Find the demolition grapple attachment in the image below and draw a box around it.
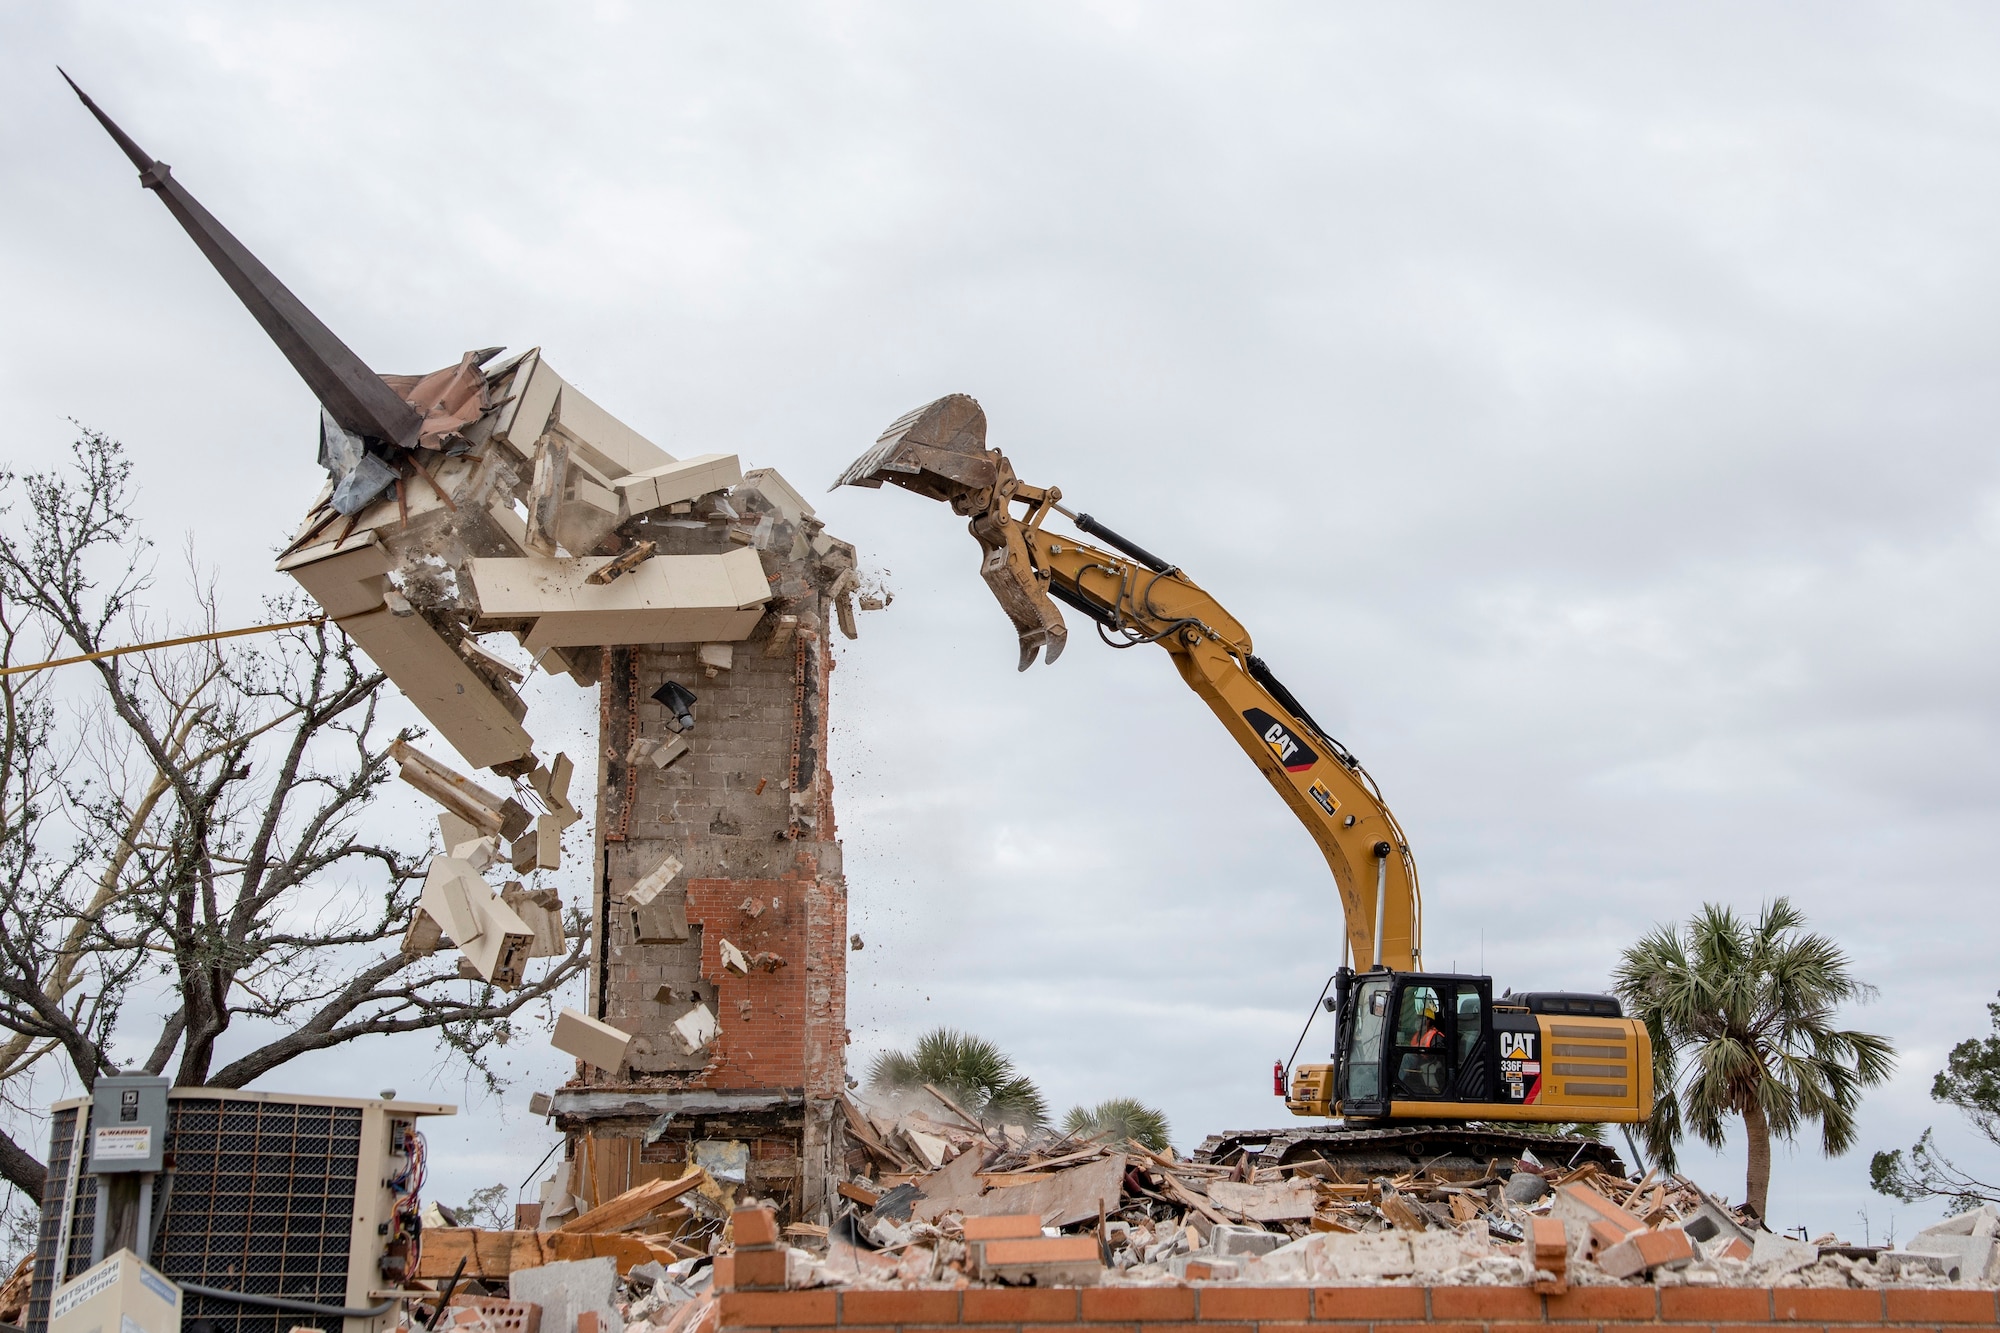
[834,395,1069,670]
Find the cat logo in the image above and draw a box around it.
[1308,780,1339,817]
[1243,708,1319,773]
[1501,1032,1535,1060]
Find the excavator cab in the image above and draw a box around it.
[1289,967,1653,1127]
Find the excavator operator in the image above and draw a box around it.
[1396,988,1447,1096]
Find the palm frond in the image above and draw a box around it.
[1065,1096,1171,1153]
[866,1026,1049,1125]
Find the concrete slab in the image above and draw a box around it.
[338,607,534,771]
[468,549,770,651]
[619,454,743,515]
[278,529,391,618]
[509,1256,621,1333]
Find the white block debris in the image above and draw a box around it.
[669,1002,718,1055]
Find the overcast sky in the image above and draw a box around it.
[5,3,1999,1242]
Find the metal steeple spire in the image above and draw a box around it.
[59,69,423,451]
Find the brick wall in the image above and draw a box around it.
[685,876,811,1090]
[558,502,856,1224]
[715,1285,2000,1333]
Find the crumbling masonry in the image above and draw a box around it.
[60,72,869,1232]
[272,350,867,1226]
[557,488,859,1225]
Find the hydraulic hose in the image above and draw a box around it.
[177,1280,397,1319]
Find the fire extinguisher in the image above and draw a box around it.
[1273,1061,1286,1096]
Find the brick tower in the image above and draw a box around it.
[549,476,859,1225]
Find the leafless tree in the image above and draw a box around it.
[0,429,589,1203]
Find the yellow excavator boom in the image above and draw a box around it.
[836,393,1421,973]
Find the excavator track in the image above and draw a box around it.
[1191,1123,1627,1180]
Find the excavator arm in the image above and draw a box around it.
[836,394,1421,972]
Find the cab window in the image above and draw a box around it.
[1455,988,1482,1067]
[1344,979,1392,1102]
[1393,984,1448,1097]
[1396,985,1443,1047]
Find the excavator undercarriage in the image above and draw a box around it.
[1190,1123,1627,1179]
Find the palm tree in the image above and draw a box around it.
[868,1027,1049,1125]
[1064,1097,1172,1154]
[1614,897,1895,1220]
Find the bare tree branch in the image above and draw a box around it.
[0,429,590,1187]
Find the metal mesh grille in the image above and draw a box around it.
[162,1098,363,1333]
[26,1106,83,1333]
[29,1098,365,1333]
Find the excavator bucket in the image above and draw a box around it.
[834,395,1069,670]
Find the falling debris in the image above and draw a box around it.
[552,1008,634,1074]
[585,540,658,586]
[419,855,535,988]
[668,1003,719,1056]
[391,739,528,840]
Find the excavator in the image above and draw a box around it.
[836,395,1652,1177]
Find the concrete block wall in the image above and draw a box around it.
[714,1285,2000,1333]
[593,633,846,1078]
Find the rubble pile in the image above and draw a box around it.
[383,1091,1996,1331]
[731,1092,1999,1293]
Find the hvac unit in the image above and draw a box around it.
[28,1082,453,1333]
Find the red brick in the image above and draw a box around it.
[1314,1288,1427,1321]
[719,1291,837,1327]
[1140,1324,1249,1333]
[1773,1290,1883,1322]
[1603,1226,1697,1279]
[1588,1218,1630,1257]
[1029,1325,1126,1333]
[1199,1288,1311,1322]
[1885,1290,2000,1324]
[1432,1288,1543,1320]
[1081,1288,1198,1322]
[963,1214,1045,1241]
[982,1236,1103,1278]
[1546,1287,1658,1321]
[1659,1288,1771,1322]
[840,1292,960,1325]
[964,1289,1079,1324]
[1555,1182,1645,1233]
[733,1206,782,1248]
[1372,1323,1481,1333]
[731,1247,789,1289]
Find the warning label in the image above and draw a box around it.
[92,1126,152,1161]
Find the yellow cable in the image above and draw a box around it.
[0,617,327,678]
